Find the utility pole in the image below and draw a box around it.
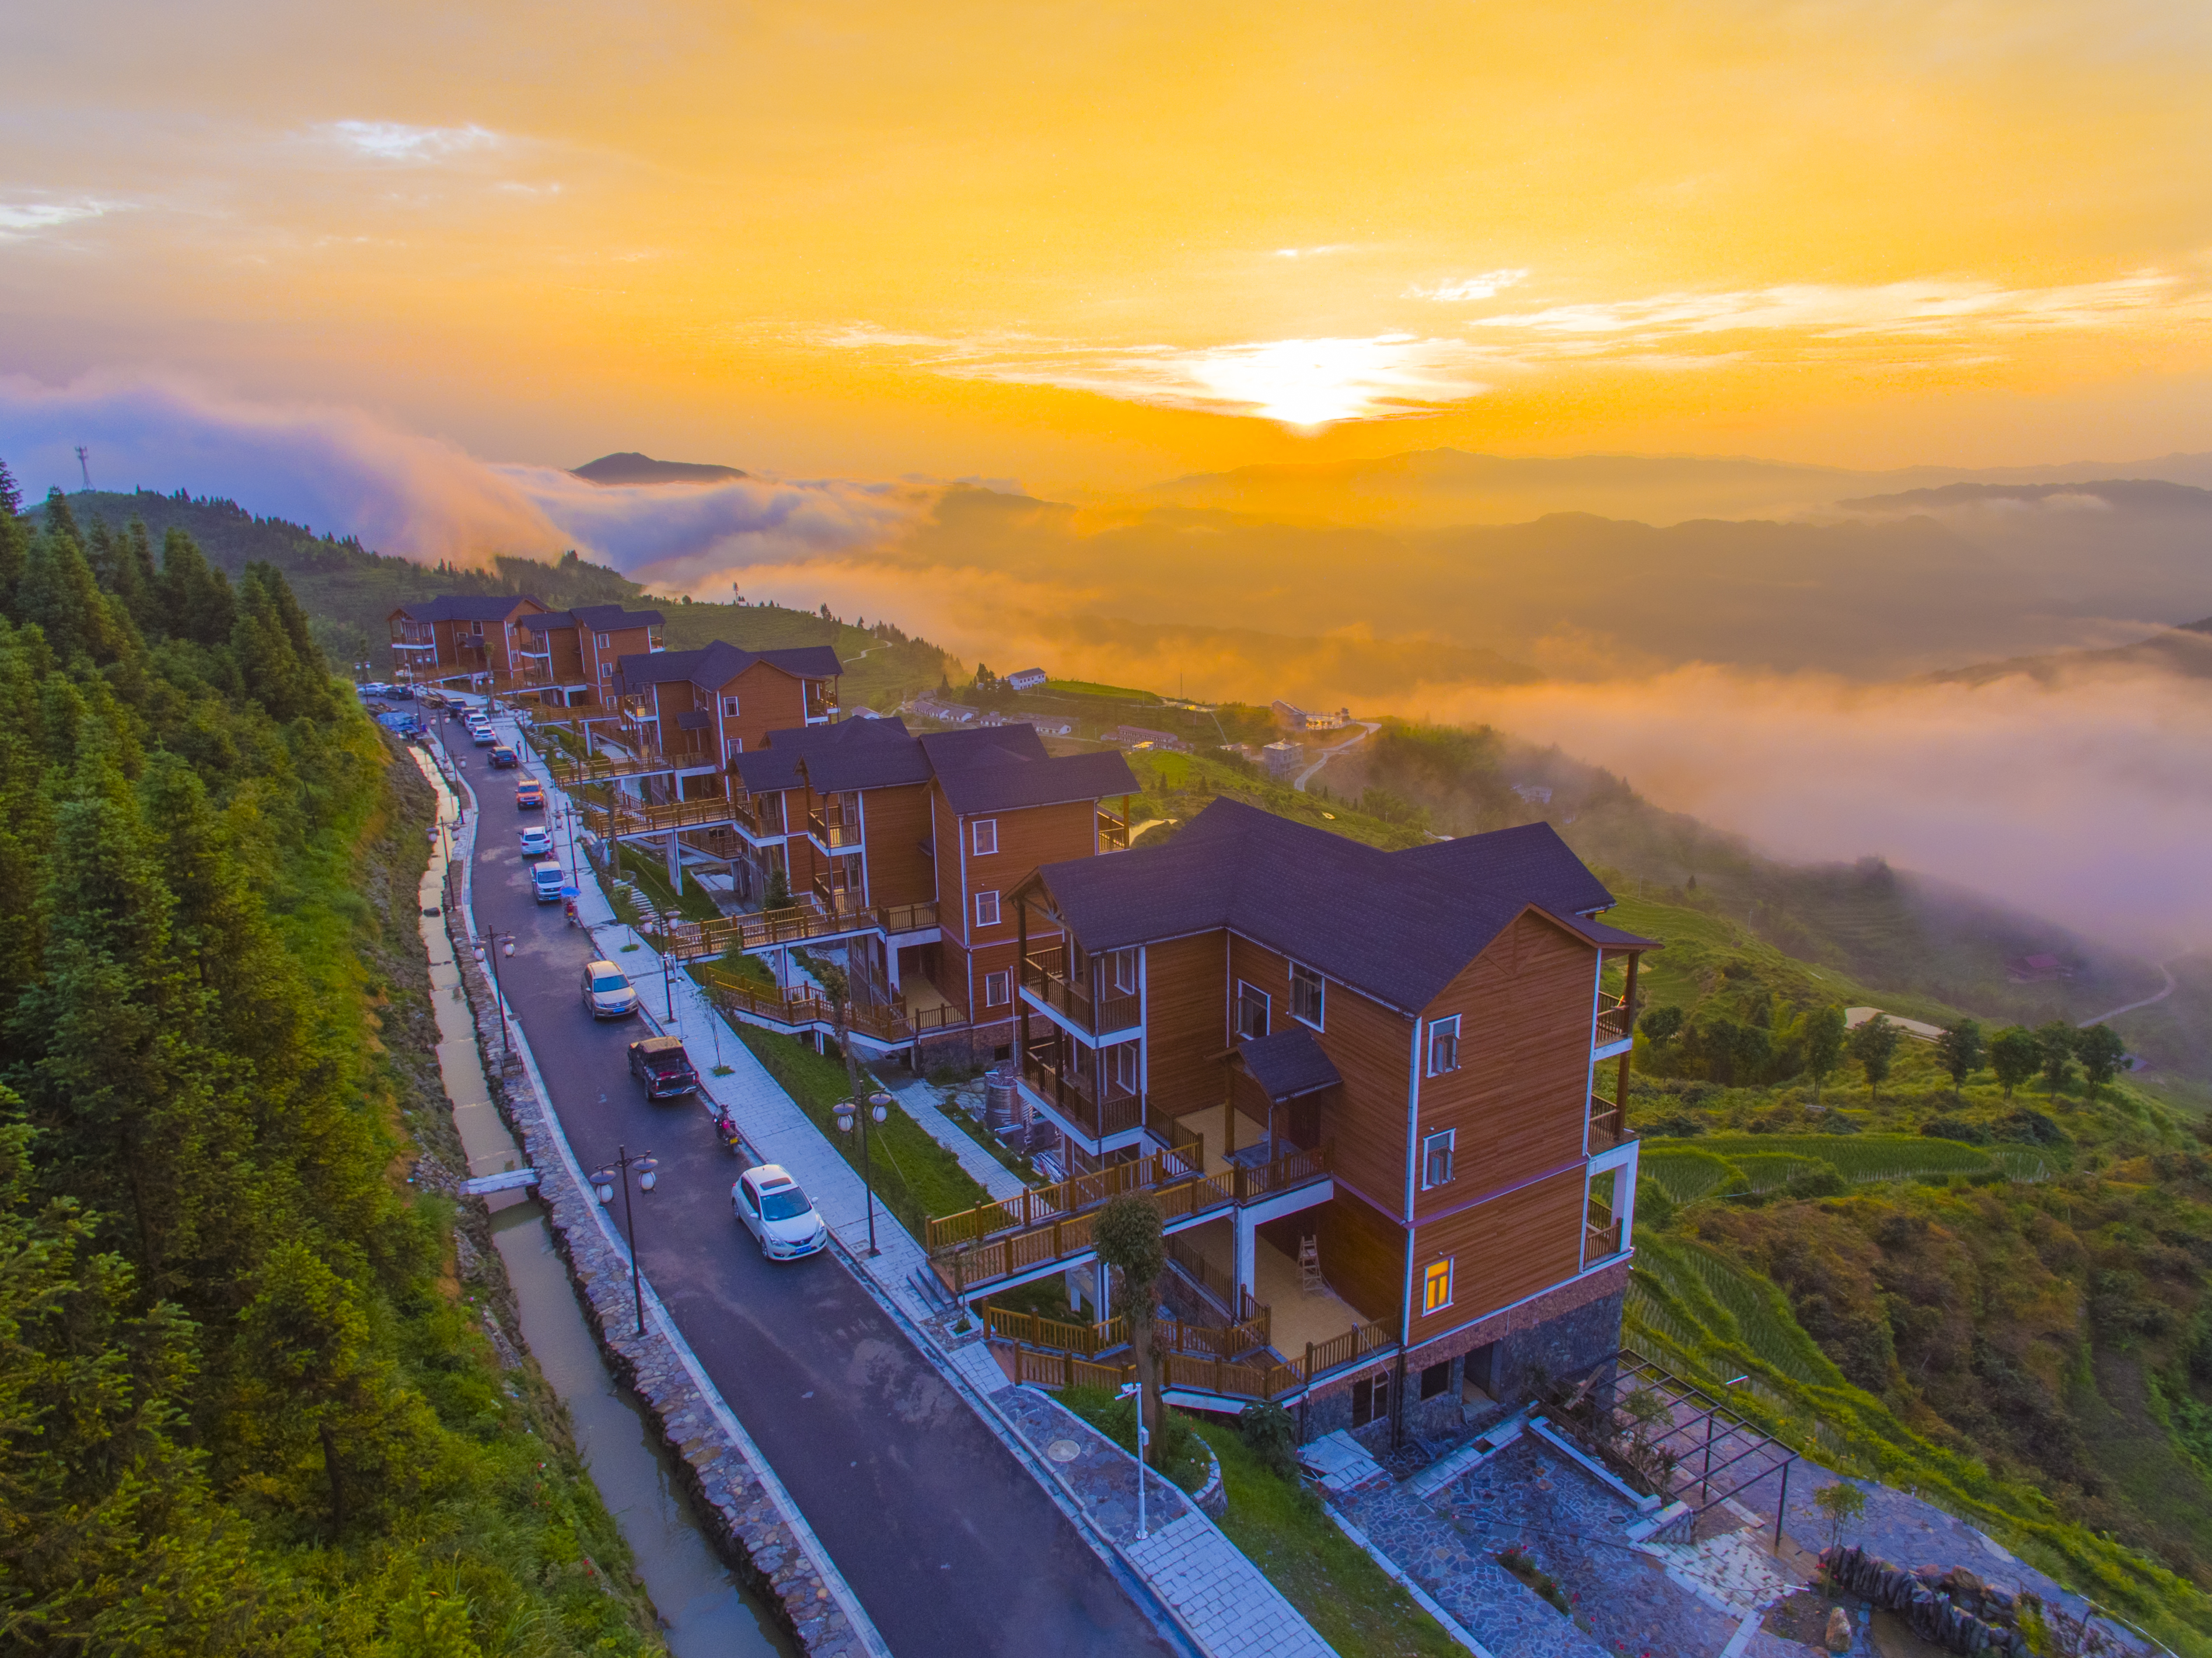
[74,446,91,490]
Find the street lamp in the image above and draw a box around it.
[834,1088,891,1258]
[474,931,516,1067]
[591,1145,660,1337]
[1116,1380,1152,1540]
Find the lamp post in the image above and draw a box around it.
[590,1146,660,1337]
[833,1087,890,1258]
[1116,1380,1151,1539]
[474,931,517,1067]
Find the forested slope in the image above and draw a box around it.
[0,470,662,1655]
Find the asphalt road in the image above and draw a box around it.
[463,770,1176,1658]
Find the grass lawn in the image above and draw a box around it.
[1043,678,1163,703]
[1185,1420,1463,1658]
[614,842,722,922]
[734,1028,990,1237]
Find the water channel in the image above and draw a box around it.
[409,744,788,1658]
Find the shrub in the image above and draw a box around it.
[1239,1400,1301,1481]
[1920,1116,1993,1145]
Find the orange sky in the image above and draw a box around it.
[6,0,2212,489]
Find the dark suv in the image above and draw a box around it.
[628,1036,699,1099]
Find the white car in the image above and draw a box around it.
[733,1165,829,1260]
[518,826,554,857]
[581,959,640,1018]
[471,725,497,748]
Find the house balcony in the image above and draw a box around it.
[806,808,863,852]
[1594,992,1634,1057]
[1098,808,1131,853]
[728,793,785,844]
[1584,1199,1625,1266]
[1588,1093,1633,1153]
[803,683,838,724]
[1019,944,1141,1040]
[1019,1038,1144,1143]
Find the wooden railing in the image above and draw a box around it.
[991,1307,1392,1403]
[1019,947,1141,1036]
[1099,808,1131,853]
[926,1150,1202,1251]
[806,808,862,850]
[1235,1143,1332,1201]
[578,794,742,840]
[1585,1206,1624,1262]
[1021,1041,1143,1140]
[694,960,966,1044]
[1588,1094,1630,1151]
[1595,994,1633,1048]
[929,1167,1234,1295]
[984,1305,1272,1363]
[659,899,942,962]
[546,748,684,784]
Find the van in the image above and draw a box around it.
[531,861,565,902]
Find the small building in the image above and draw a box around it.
[1272,699,1352,732]
[911,696,977,725]
[1262,740,1302,779]
[1005,667,1050,692]
[1114,724,1189,752]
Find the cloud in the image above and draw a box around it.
[820,326,1501,427]
[0,198,130,237]
[318,121,502,163]
[1409,663,2212,957]
[1407,270,1529,302]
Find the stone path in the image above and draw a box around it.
[883,1074,1029,1205]
[998,1387,1333,1658]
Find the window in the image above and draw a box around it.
[1351,1372,1390,1428]
[470,620,484,636]
[721,694,740,717]
[1420,1360,1453,1401]
[1421,1129,1455,1189]
[983,970,1011,1007]
[1422,1256,1453,1315]
[974,890,1001,928]
[1109,947,1138,994]
[1235,981,1269,1041]
[1290,961,1325,1028]
[1427,1015,1462,1076]
[595,632,611,650]
[600,661,613,678]
[725,739,745,762]
[1110,1042,1138,1092]
[972,818,997,856]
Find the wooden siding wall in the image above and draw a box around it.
[1225,936,1413,1222]
[1406,1166,1585,1345]
[1413,909,1594,1224]
[718,662,813,755]
[1141,932,1228,1118]
[929,786,966,949]
[539,628,585,683]
[966,797,1095,957]
[1258,1191,1406,1334]
[859,783,935,909]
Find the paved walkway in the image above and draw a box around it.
[883,1076,1029,1205]
[997,1387,1334,1658]
[491,710,1332,1658]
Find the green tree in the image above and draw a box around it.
[1847,1014,1900,1104]
[1815,1480,1868,1551]
[2035,1021,2078,1101]
[1990,1026,2039,1100]
[2076,1024,2127,1101]
[1094,1193,1166,1454]
[1638,1004,1685,1046]
[1935,1019,1984,1101]
[1803,1004,1846,1105]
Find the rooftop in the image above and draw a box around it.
[614,638,843,691]
[519,603,667,632]
[732,717,1138,812]
[393,594,546,622]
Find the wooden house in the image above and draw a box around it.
[513,603,665,705]
[387,594,547,688]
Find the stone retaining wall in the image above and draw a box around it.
[446,914,872,1658]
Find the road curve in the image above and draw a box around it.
[464,788,1177,1658]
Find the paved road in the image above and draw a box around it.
[467,797,1177,1658]
[1293,721,1379,791]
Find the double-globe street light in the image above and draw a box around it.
[591,1146,660,1337]
[833,1090,892,1258]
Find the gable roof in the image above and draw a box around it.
[731,717,1137,813]
[1236,1026,1342,1102]
[929,745,1138,815]
[519,603,666,633]
[393,594,545,623]
[732,716,932,795]
[1029,798,1644,1014]
[614,639,843,693]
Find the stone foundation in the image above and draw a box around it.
[448,913,872,1658]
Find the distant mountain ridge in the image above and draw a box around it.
[1840,479,2212,514]
[570,451,749,486]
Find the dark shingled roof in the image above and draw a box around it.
[394,594,544,622]
[930,747,1138,815]
[1236,1027,1342,1102]
[519,603,665,632]
[1030,798,1644,1014]
[614,639,843,693]
[733,717,932,795]
[731,718,1137,813]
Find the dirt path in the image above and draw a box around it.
[2077,958,2178,1028]
[1294,721,1380,791]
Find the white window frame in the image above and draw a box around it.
[471,620,485,636]
[1109,947,1138,994]
[1427,1015,1462,1076]
[1421,1128,1456,1189]
[725,738,745,762]
[1235,980,1270,1041]
[1110,1042,1138,1092]
[1290,961,1325,1030]
[1422,1256,1454,1315]
[973,818,998,856]
[595,632,611,649]
[600,661,613,678]
[974,890,1001,928]
[983,969,1011,1007]
[721,694,740,717]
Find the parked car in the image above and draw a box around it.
[628,1035,700,1099]
[581,960,639,1018]
[488,744,519,769]
[733,1165,828,1260]
[530,860,565,902]
[471,726,497,748]
[515,779,546,810]
[518,826,553,857]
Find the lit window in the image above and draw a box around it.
[1236,981,1269,1041]
[1290,962,1324,1028]
[1421,1129,1455,1189]
[722,694,740,717]
[1423,1257,1453,1315]
[984,970,1011,1007]
[973,819,998,856]
[975,890,1001,928]
[1427,1015,1462,1076]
